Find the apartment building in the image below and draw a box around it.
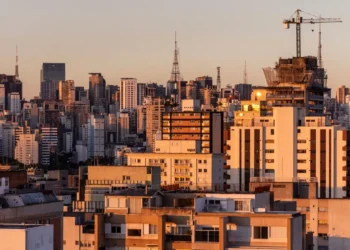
[40,126,58,166]
[336,85,349,104]
[146,97,165,152]
[0,224,54,250]
[161,111,223,153]
[77,166,161,202]
[0,191,63,250]
[127,140,225,190]
[14,133,39,165]
[101,190,307,250]
[120,78,137,110]
[227,106,350,198]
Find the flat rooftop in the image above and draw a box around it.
[0,224,47,230]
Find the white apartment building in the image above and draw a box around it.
[227,106,350,198]
[14,134,39,165]
[0,224,54,250]
[120,78,137,110]
[127,140,225,190]
[88,114,105,157]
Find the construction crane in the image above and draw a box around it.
[283,9,342,58]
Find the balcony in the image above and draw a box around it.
[174,172,192,177]
[166,234,192,242]
[309,94,323,101]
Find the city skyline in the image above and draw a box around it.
[1,0,349,99]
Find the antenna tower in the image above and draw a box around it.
[15,45,19,79]
[216,67,221,89]
[170,32,182,82]
[243,61,248,84]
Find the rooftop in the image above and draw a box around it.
[0,224,48,230]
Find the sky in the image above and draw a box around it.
[0,0,349,99]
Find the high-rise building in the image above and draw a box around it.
[196,76,213,88]
[40,80,58,100]
[41,63,66,83]
[0,84,5,111]
[8,92,20,114]
[235,83,252,100]
[120,78,137,110]
[145,83,166,98]
[227,106,350,198]
[106,85,119,106]
[118,112,130,142]
[336,85,350,104]
[88,73,106,108]
[146,97,165,151]
[40,126,58,166]
[137,83,146,106]
[14,134,39,165]
[88,114,105,158]
[41,101,64,126]
[0,74,22,110]
[162,110,223,153]
[58,80,75,105]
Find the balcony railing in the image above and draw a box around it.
[166,234,192,242]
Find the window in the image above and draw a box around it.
[128,229,141,236]
[198,160,202,163]
[265,169,274,174]
[265,159,274,163]
[111,225,121,233]
[204,169,207,173]
[265,140,274,143]
[254,226,268,239]
[75,241,79,245]
[297,159,307,163]
[265,149,274,153]
[297,140,306,143]
[297,149,307,153]
[297,169,307,173]
[149,224,158,234]
[271,129,274,135]
[234,200,249,211]
[199,169,202,172]
[63,240,66,245]
[297,129,301,133]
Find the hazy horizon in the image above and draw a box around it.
[1,0,349,99]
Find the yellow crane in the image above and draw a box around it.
[283,9,342,58]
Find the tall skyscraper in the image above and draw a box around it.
[120,78,137,110]
[40,80,58,100]
[235,83,252,101]
[88,114,105,157]
[0,74,22,110]
[41,63,66,83]
[8,92,20,115]
[137,83,146,106]
[89,73,106,108]
[336,85,350,104]
[58,80,75,105]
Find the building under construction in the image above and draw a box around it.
[260,56,328,116]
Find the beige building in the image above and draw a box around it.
[127,140,225,190]
[77,166,161,202]
[59,80,75,105]
[14,133,39,165]
[227,106,350,198]
[0,224,54,250]
[336,85,350,104]
[101,190,308,250]
[120,78,137,110]
[145,97,165,152]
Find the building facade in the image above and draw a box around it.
[120,78,137,110]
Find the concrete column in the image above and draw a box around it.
[219,216,228,249]
[94,213,105,250]
[158,215,166,250]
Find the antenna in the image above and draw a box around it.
[243,61,248,84]
[170,31,182,82]
[15,45,19,79]
[216,67,221,89]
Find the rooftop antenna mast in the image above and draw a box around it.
[243,61,248,84]
[15,45,19,79]
[216,67,221,89]
[170,32,182,82]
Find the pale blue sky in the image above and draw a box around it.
[0,0,349,99]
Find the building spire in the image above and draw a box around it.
[170,31,182,82]
[15,45,19,79]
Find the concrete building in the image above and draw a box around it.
[137,82,145,106]
[336,85,349,104]
[14,134,39,165]
[127,141,225,190]
[77,165,161,202]
[235,83,252,100]
[63,131,73,153]
[146,97,165,151]
[41,79,58,100]
[0,224,54,250]
[0,191,63,250]
[75,141,88,163]
[102,190,307,250]
[118,112,129,143]
[8,92,20,114]
[120,78,137,110]
[48,170,68,189]
[1,123,17,159]
[88,115,105,158]
[58,80,75,105]
[40,126,58,166]
[161,111,223,153]
[227,106,350,198]
[89,73,106,108]
[41,63,66,83]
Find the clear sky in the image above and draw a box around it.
[0,0,349,99]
